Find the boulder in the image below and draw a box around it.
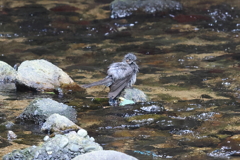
[41,113,81,133]
[16,98,77,125]
[72,150,138,160]
[0,61,17,82]
[120,88,148,103]
[3,131,103,160]
[16,59,76,91]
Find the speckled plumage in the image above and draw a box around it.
[82,53,139,99]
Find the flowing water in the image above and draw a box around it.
[1,0,240,159]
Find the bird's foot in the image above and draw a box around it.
[109,98,118,106]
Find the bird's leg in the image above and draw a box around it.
[108,98,118,106]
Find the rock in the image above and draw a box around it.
[140,105,164,113]
[120,88,148,103]
[0,61,17,82]
[7,130,17,140]
[41,113,81,133]
[110,0,182,19]
[16,98,77,125]
[72,150,138,160]
[3,131,103,160]
[77,129,88,137]
[207,4,238,31]
[209,134,240,158]
[16,59,77,92]
[0,121,15,129]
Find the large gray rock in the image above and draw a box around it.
[16,59,74,91]
[72,150,138,160]
[111,0,182,19]
[3,131,103,160]
[16,98,77,125]
[0,61,17,82]
[41,113,81,133]
[120,88,148,103]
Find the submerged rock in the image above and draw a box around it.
[207,3,239,31]
[110,0,183,18]
[0,61,17,82]
[3,130,103,160]
[16,59,77,92]
[72,150,138,160]
[41,113,81,133]
[0,121,15,129]
[140,105,164,113]
[209,134,240,158]
[16,98,77,125]
[120,88,148,103]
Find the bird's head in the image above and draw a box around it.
[123,53,137,64]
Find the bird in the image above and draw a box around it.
[82,53,139,106]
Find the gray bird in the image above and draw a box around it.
[82,53,139,106]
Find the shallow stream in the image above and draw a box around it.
[1,0,240,159]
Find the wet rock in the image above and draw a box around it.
[0,121,15,129]
[208,134,240,158]
[140,105,164,113]
[41,113,81,133]
[190,112,220,121]
[0,61,17,82]
[110,0,183,19]
[7,130,17,140]
[3,131,103,160]
[72,150,138,160]
[16,59,76,92]
[120,88,148,103]
[206,3,239,31]
[16,98,77,125]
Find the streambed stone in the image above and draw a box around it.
[110,0,183,19]
[41,113,81,133]
[0,61,17,82]
[72,150,138,160]
[16,98,77,125]
[208,134,240,158]
[3,130,103,160]
[16,59,75,91]
[120,88,148,103]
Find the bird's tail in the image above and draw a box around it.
[82,78,113,88]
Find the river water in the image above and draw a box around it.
[1,0,240,159]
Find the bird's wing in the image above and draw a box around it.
[107,62,133,80]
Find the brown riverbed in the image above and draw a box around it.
[1,0,240,159]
